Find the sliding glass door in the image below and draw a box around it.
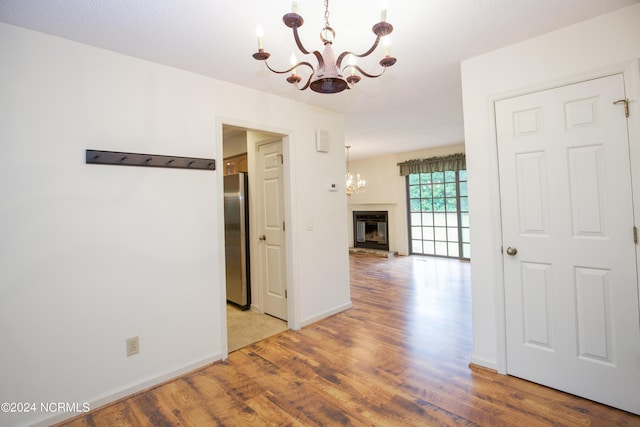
[407,170,470,259]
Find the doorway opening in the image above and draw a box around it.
[222,124,289,352]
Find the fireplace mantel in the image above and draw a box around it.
[349,202,398,206]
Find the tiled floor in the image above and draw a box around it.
[227,304,288,352]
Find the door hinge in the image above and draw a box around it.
[613,98,629,118]
[634,226,638,245]
[283,221,285,231]
[285,289,288,299]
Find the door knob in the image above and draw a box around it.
[259,234,266,241]
[506,246,518,256]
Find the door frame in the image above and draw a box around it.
[489,60,640,374]
[216,118,299,359]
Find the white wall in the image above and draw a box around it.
[347,144,465,255]
[0,23,350,427]
[461,3,640,371]
[222,129,247,158]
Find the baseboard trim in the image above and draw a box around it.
[469,362,498,374]
[300,301,353,328]
[469,356,498,372]
[44,354,223,427]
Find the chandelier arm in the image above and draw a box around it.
[312,50,325,71]
[291,24,313,55]
[290,26,325,71]
[264,61,314,91]
[297,74,314,91]
[264,61,315,75]
[343,64,387,79]
[336,36,381,68]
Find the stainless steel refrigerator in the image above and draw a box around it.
[224,172,250,309]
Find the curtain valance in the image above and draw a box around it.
[397,153,466,176]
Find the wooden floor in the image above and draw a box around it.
[59,254,640,426]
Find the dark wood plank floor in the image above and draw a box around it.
[59,254,640,426]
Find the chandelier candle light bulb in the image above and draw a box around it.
[380,0,388,22]
[256,25,264,50]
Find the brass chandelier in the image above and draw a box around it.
[252,0,397,94]
[345,146,365,196]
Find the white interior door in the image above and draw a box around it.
[256,139,287,321]
[496,74,640,414]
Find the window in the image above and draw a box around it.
[407,170,470,259]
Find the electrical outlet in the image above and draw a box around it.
[126,336,139,357]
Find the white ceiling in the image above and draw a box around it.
[1,0,638,159]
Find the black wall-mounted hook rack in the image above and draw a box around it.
[86,150,216,171]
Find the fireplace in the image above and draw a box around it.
[353,211,389,251]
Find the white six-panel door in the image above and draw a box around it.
[496,74,640,414]
[257,139,288,321]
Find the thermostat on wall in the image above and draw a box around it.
[327,182,338,192]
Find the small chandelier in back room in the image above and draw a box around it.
[252,0,397,94]
[345,146,365,196]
